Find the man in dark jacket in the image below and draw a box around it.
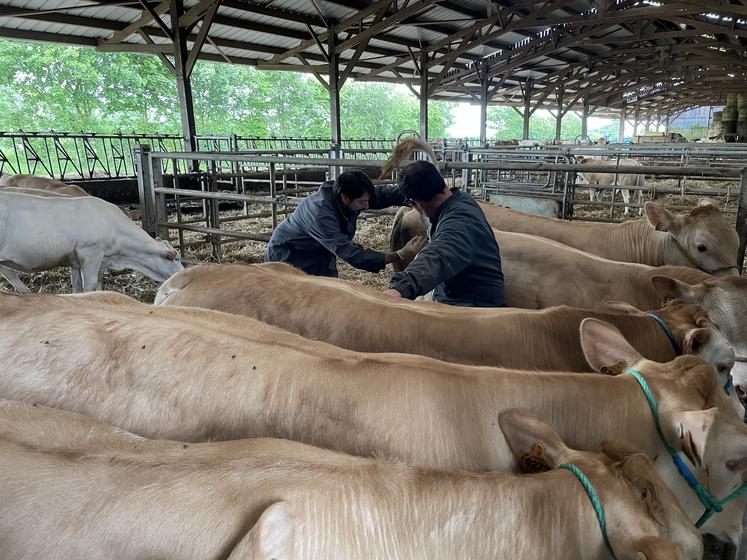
[384,161,506,307]
[266,169,425,277]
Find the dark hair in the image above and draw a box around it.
[333,170,375,200]
[397,161,446,202]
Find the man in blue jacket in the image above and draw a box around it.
[384,161,505,307]
[266,169,425,277]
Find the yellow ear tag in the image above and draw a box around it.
[599,360,626,376]
[520,442,552,473]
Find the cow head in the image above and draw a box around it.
[580,318,747,544]
[652,275,747,407]
[499,409,702,560]
[602,300,735,393]
[644,199,739,276]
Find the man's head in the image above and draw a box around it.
[397,161,447,203]
[333,170,375,213]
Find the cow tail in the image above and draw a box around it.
[379,138,437,179]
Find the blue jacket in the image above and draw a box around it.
[388,191,505,307]
[266,181,405,277]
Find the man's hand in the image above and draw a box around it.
[383,288,402,298]
[395,235,427,267]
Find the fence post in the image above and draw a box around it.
[135,143,157,237]
[152,152,169,241]
[736,168,747,275]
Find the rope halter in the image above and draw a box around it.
[626,369,747,528]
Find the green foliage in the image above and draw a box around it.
[0,40,454,140]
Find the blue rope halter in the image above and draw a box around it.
[646,314,734,396]
[558,463,617,560]
[646,313,682,356]
[626,369,747,528]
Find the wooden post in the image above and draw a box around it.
[479,61,489,145]
[328,27,342,179]
[169,0,197,154]
[618,104,626,143]
[419,51,429,140]
[135,143,157,237]
[581,97,589,140]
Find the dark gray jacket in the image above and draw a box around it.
[265,181,404,277]
[388,191,505,307]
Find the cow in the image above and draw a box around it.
[0,191,182,293]
[576,156,646,216]
[0,290,743,543]
[155,262,737,399]
[0,174,142,219]
[390,198,739,276]
[0,401,702,560]
[490,229,747,401]
[478,199,740,275]
[0,173,88,196]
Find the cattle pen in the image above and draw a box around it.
[132,143,747,275]
[3,0,747,558]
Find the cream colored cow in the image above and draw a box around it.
[156,263,736,391]
[0,401,702,560]
[0,291,743,543]
[480,200,739,275]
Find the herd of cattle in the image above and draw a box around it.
[0,160,745,559]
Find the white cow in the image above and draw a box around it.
[0,191,182,292]
[576,156,646,216]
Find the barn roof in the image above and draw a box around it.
[1,0,745,117]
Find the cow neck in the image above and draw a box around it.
[558,463,617,560]
[626,369,747,528]
[645,313,681,356]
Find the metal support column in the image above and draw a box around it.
[618,105,626,143]
[479,61,489,145]
[664,113,671,134]
[328,27,342,179]
[419,51,429,140]
[170,0,197,154]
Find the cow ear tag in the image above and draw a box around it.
[599,360,626,376]
[520,442,552,473]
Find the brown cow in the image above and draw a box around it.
[0,291,743,542]
[0,401,701,560]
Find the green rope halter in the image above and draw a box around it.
[558,463,617,560]
[627,369,747,528]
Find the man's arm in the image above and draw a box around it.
[387,213,475,299]
[369,184,407,210]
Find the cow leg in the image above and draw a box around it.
[0,264,30,294]
[97,267,106,291]
[620,189,631,216]
[77,250,105,292]
[69,267,84,293]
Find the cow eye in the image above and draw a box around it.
[696,244,707,253]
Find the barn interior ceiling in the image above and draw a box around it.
[1,0,745,121]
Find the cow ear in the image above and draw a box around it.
[498,409,569,472]
[683,328,710,355]
[580,318,642,375]
[603,301,642,315]
[673,408,719,469]
[650,276,707,304]
[226,501,294,560]
[644,202,683,234]
[629,537,687,560]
